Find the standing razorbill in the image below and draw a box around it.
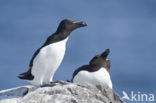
[72,49,112,88]
[18,19,87,86]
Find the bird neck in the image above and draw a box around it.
[90,65,101,72]
[56,30,71,39]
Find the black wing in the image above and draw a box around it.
[18,47,42,80]
[72,65,90,81]
[18,34,61,80]
[18,36,52,78]
[29,35,55,68]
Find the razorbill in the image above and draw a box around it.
[72,49,112,88]
[18,19,87,86]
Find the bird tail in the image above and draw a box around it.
[17,72,34,80]
[19,72,27,76]
[66,79,73,82]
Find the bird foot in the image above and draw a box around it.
[40,81,66,87]
[50,80,66,85]
[40,84,55,87]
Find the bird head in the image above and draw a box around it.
[56,19,87,33]
[89,49,110,69]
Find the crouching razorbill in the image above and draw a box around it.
[18,19,87,86]
[72,49,112,89]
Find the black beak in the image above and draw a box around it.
[101,49,110,58]
[74,21,87,27]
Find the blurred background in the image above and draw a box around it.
[0,0,156,102]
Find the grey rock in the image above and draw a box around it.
[0,82,124,103]
[0,85,36,103]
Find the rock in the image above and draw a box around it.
[0,85,36,103]
[0,82,124,103]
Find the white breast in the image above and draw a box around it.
[30,38,68,85]
[73,68,112,89]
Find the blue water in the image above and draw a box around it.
[0,0,156,102]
